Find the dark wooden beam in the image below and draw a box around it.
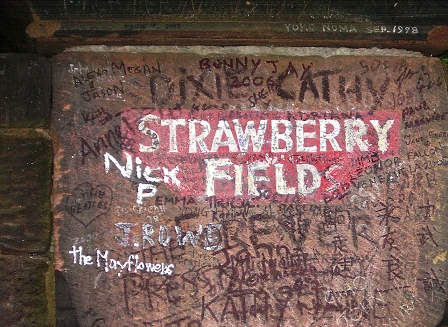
[1,1,448,56]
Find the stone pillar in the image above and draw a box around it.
[0,53,53,326]
[52,46,448,327]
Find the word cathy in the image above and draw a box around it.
[68,245,174,277]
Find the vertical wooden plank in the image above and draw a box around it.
[53,47,448,327]
[0,52,53,327]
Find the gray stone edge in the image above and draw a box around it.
[63,45,423,57]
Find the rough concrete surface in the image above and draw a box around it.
[52,47,448,327]
[0,255,51,327]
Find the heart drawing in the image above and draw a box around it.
[65,182,113,227]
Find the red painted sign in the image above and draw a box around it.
[95,109,402,203]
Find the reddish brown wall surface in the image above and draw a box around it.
[1,4,448,327]
[51,47,448,327]
[0,49,447,327]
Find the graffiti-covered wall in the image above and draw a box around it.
[52,47,448,327]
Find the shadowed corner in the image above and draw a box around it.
[437,52,448,327]
[437,301,448,327]
[55,270,80,327]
